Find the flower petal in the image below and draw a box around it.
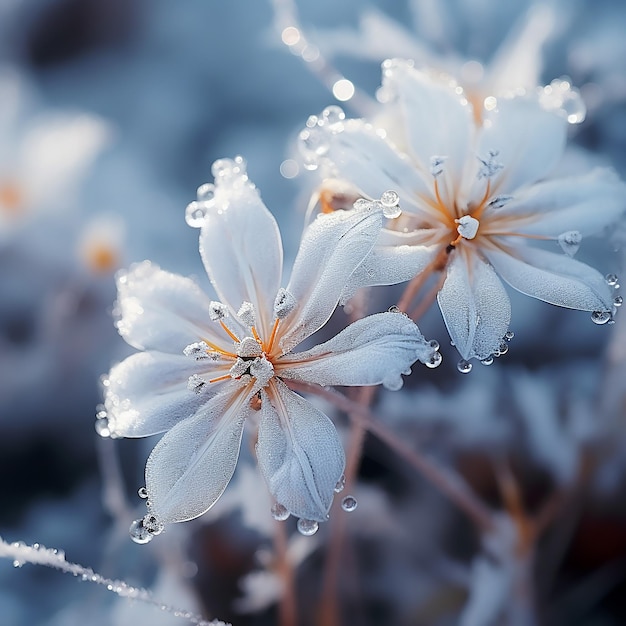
[437,251,511,361]
[115,261,223,354]
[199,179,282,337]
[105,351,228,438]
[145,386,250,524]
[489,168,626,237]
[279,205,383,352]
[385,60,473,198]
[257,379,345,522]
[474,96,566,195]
[278,311,434,390]
[485,244,613,311]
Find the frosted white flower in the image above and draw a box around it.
[303,60,625,363]
[102,157,438,540]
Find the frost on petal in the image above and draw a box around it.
[280,205,383,352]
[105,351,227,437]
[385,61,473,201]
[474,97,566,196]
[257,379,345,522]
[437,252,511,361]
[199,181,282,338]
[339,240,438,305]
[115,261,223,354]
[492,169,626,237]
[485,245,614,312]
[279,312,433,390]
[145,387,251,525]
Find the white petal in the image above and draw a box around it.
[199,181,282,337]
[485,244,613,311]
[115,261,224,354]
[278,311,433,390]
[437,251,511,360]
[145,387,250,524]
[257,379,345,522]
[339,240,439,304]
[105,351,228,437]
[386,61,473,200]
[320,118,434,215]
[280,205,382,352]
[491,169,626,237]
[474,96,566,195]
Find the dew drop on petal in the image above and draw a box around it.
[498,342,509,355]
[425,352,443,369]
[297,519,319,536]
[591,310,612,325]
[481,356,494,366]
[185,201,208,228]
[606,273,619,287]
[196,183,216,202]
[614,296,623,307]
[558,230,582,256]
[271,503,290,521]
[380,189,400,210]
[137,486,148,499]
[143,513,164,536]
[428,339,440,351]
[95,417,111,438]
[341,496,358,512]
[334,475,346,493]
[129,519,152,544]
[504,330,515,341]
[321,105,345,125]
[388,305,401,313]
[457,359,472,374]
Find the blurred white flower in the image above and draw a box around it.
[303,61,625,364]
[102,157,438,540]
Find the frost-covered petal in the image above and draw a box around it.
[104,351,227,438]
[320,119,434,216]
[490,169,626,237]
[145,386,251,524]
[280,205,382,352]
[386,61,473,201]
[339,241,439,304]
[199,181,282,337]
[437,251,511,361]
[485,244,613,311]
[115,261,225,354]
[278,312,432,390]
[472,97,566,196]
[257,379,345,522]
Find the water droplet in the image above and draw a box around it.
[298,127,329,170]
[196,183,215,202]
[129,519,152,544]
[13,559,24,568]
[271,503,290,521]
[428,339,440,351]
[297,518,319,536]
[561,89,586,124]
[480,356,494,366]
[211,157,246,180]
[334,475,346,493]
[143,513,164,536]
[591,310,612,325]
[341,496,358,512]
[614,296,623,307]
[498,342,509,355]
[425,352,442,368]
[558,230,582,256]
[388,305,401,314]
[185,201,208,228]
[606,273,619,287]
[457,359,472,374]
[504,330,515,341]
[321,105,345,125]
[95,417,111,438]
[380,189,400,210]
[539,78,586,124]
[137,487,148,499]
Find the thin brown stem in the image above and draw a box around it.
[275,519,297,626]
[287,381,495,532]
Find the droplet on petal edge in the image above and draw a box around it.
[95,413,111,438]
[271,503,290,521]
[380,190,401,219]
[457,359,472,374]
[614,296,623,307]
[137,486,148,499]
[185,201,209,228]
[425,351,443,369]
[321,105,345,125]
[481,356,494,366]
[129,519,153,544]
[591,310,612,325]
[538,78,586,124]
[341,496,358,512]
[606,273,619,287]
[334,475,346,493]
[504,330,515,341]
[297,519,319,536]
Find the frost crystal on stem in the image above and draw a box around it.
[102,157,439,538]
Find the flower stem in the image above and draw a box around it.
[274,519,297,626]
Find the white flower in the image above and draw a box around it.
[302,60,625,363]
[102,157,438,540]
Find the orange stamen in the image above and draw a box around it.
[202,339,238,359]
[220,320,240,343]
[209,374,232,384]
[251,326,261,343]
[472,180,491,221]
[266,318,280,354]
